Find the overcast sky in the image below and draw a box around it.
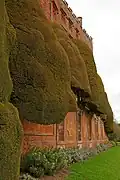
[67,0,120,122]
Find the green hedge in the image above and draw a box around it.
[74,40,99,106]
[53,24,91,96]
[0,0,15,103]
[0,103,23,180]
[74,40,113,132]
[6,0,77,125]
[0,1,23,179]
[96,75,113,132]
[6,0,113,131]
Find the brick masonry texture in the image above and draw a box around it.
[40,0,93,50]
[23,112,108,153]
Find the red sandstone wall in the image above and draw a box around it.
[22,112,77,152]
[39,0,93,50]
[40,0,51,19]
[57,112,77,148]
[23,120,57,153]
[22,112,108,153]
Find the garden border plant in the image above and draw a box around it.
[20,142,114,179]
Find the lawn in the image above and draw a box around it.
[66,146,120,180]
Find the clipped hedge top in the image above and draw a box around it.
[53,24,91,97]
[6,0,77,124]
[74,40,98,103]
[74,40,113,132]
[103,92,113,133]
[96,75,113,132]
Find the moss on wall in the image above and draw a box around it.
[6,0,77,124]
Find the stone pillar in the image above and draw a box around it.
[101,121,105,142]
[97,120,100,143]
[66,18,70,31]
[91,115,95,147]
[81,111,88,147]
[103,123,106,141]
[71,24,76,39]
[99,119,102,142]
[98,117,101,144]
[50,1,54,21]
[91,115,98,147]
[95,116,97,146]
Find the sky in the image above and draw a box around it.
[67,0,120,122]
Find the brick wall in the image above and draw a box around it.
[23,120,57,153]
[39,0,93,50]
[22,112,108,153]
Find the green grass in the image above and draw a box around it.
[66,147,120,180]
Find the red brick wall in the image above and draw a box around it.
[22,112,77,152]
[23,120,57,153]
[39,0,93,50]
[39,0,51,19]
[57,112,77,148]
[22,112,108,153]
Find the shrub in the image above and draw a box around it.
[63,147,86,164]
[110,141,117,147]
[19,173,37,180]
[53,24,91,96]
[0,103,23,180]
[21,144,111,178]
[96,144,109,153]
[21,147,68,178]
[116,142,120,146]
[108,133,118,142]
[6,0,76,125]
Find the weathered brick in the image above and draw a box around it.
[22,112,108,152]
[39,0,93,50]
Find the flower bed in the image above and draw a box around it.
[20,142,113,179]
